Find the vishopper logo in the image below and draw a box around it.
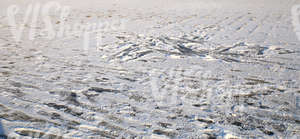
[150,66,213,107]
[6,1,126,51]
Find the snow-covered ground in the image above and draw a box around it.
[0,0,300,138]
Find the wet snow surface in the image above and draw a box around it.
[0,0,300,138]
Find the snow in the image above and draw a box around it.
[0,0,300,138]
